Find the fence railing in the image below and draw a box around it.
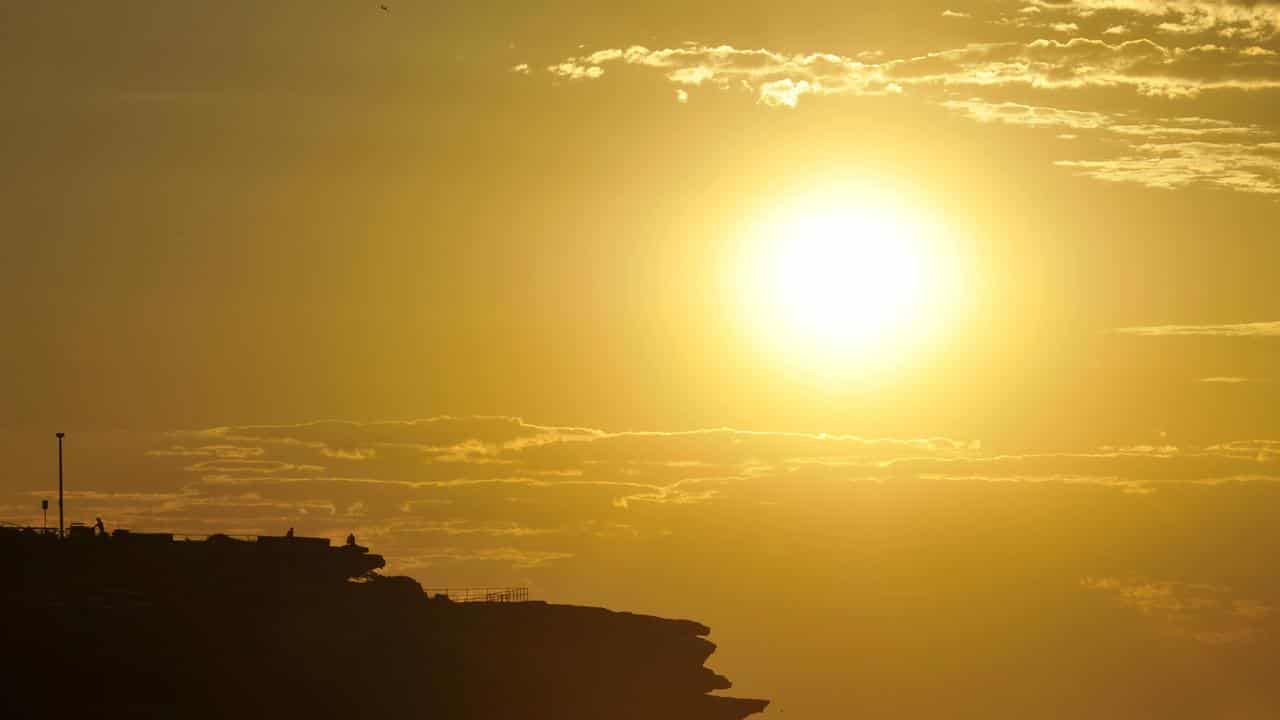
[1,525,339,545]
[423,587,529,603]
[0,524,59,536]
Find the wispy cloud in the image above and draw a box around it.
[1083,576,1273,645]
[942,98,1261,138]
[537,36,1280,107]
[14,418,1280,580]
[941,98,1112,130]
[529,37,1280,197]
[1057,142,1280,194]
[939,96,1280,194]
[1114,321,1280,336]
[545,44,906,105]
[515,4,1280,201]
[1018,0,1280,40]
[393,546,575,570]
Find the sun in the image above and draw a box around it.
[769,210,924,348]
[734,187,963,380]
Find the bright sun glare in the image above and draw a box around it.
[737,187,963,380]
[771,210,924,346]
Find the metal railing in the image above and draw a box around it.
[0,524,59,536]
[1,525,335,545]
[423,587,529,603]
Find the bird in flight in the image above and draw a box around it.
[379,4,390,11]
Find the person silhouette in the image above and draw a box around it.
[93,517,106,536]
[345,533,356,547]
[286,527,294,538]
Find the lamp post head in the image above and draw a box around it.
[56,432,64,439]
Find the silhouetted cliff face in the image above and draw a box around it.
[0,530,768,719]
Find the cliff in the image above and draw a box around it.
[0,528,768,719]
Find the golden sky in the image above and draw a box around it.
[3,2,1280,717]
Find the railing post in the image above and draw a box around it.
[56,432,65,539]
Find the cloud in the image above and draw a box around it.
[320,447,377,460]
[610,477,726,508]
[1114,320,1280,335]
[86,418,1280,522]
[548,61,605,80]
[942,9,973,18]
[526,10,1280,204]
[184,458,326,474]
[393,546,575,570]
[1058,141,1280,194]
[896,37,1280,97]
[940,98,1278,193]
[540,36,1280,108]
[759,78,816,108]
[942,98,1113,129]
[862,447,1280,489]
[1083,577,1273,645]
[1020,0,1280,40]
[393,520,557,538]
[1205,439,1280,459]
[535,44,895,107]
[1106,117,1262,138]
[16,415,1280,595]
[1199,376,1254,383]
[946,98,1260,136]
[145,445,265,459]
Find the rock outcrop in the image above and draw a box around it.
[1,527,768,719]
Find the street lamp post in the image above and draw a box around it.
[56,432,65,539]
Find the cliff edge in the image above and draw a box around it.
[1,528,768,719]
